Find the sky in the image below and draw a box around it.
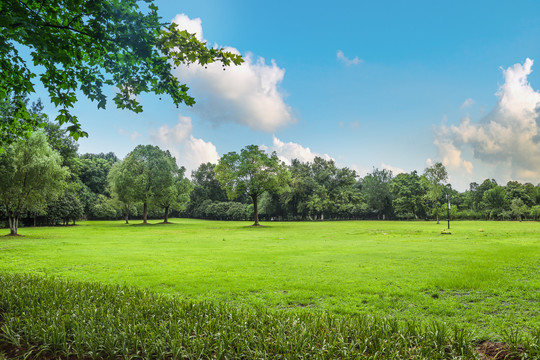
[35,0,540,190]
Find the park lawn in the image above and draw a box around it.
[0,219,538,339]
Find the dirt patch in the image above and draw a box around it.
[3,233,23,237]
[477,341,523,360]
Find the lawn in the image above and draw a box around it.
[1,219,538,339]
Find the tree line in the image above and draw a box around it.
[1,112,539,234]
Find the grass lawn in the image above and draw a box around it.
[0,219,538,339]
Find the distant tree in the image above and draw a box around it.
[80,153,119,195]
[362,168,393,220]
[423,162,448,224]
[91,195,119,220]
[113,145,177,224]
[154,162,193,223]
[47,184,84,225]
[510,198,528,221]
[390,171,426,219]
[482,186,508,220]
[0,0,243,144]
[215,145,290,226]
[0,131,67,235]
[530,205,540,221]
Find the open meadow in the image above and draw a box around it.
[1,219,538,341]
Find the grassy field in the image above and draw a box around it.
[1,219,539,340]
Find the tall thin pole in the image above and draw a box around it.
[446,193,450,229]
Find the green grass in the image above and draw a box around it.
[0,273,483,359]
[1,219,539,341]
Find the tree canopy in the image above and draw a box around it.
[0,0,243,143]
[215,145,290,226]
[0,130,68,235]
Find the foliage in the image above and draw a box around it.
[0,273,488,359]
[423,162,448,223]
[390,171,426,219]
[46,183,84,225]
[216,145,290,225]
[0,130,67,234]
[91,194,119,220]
[79,152,118,195]
[0,0,243,142]
[0,94,47,149]
[362,168,394,219]
[482,186,507,219]
[109,145,178,223]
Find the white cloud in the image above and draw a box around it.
[118,129,142,142]
[435,58,540,184]
[171,14,295,132]
[262,136,333,165]
[337,50,362,66]
[171,14,204,41]
[460,98,475,109]
[381,162,406,175]
[150,114,219,174]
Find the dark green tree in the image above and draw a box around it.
[215,145,290,226]
[361,168,393,220]
[0,0,243,143]
[390,171,426,219]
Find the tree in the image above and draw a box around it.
[423,162,448,224]
[482,186,508,220]
[0,131,67,235]
[111,145,176,224]
[80,153,119,195]
[510,198,528,221]
[390,171,426,219]
[47,184,84,225]
[215,145,290,226]
[0,0,243,143]
[361,168,393,220]
[154,161,193,223]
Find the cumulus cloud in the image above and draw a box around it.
[337,50,362,66]
[150,114,219,174]
[171,14,295,132]
[460,98,475,109]
[435,58,540,183]
[262,136,333,165]
[381,163,406,175]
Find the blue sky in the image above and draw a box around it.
[37,0,540,190]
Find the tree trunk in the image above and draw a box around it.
[8,216,18,235]
[143,202,148,224]
[164,205,170,223]
[436,210,440,224]
[320,212,324,221]
[124,204,129,224]
[251,194,259,226]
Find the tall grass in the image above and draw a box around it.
[0,273,486,359]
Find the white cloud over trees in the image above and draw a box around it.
[262,136,333,165]
[435,58,540,184]
[150,115,219,174]
[171,14,295,132]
